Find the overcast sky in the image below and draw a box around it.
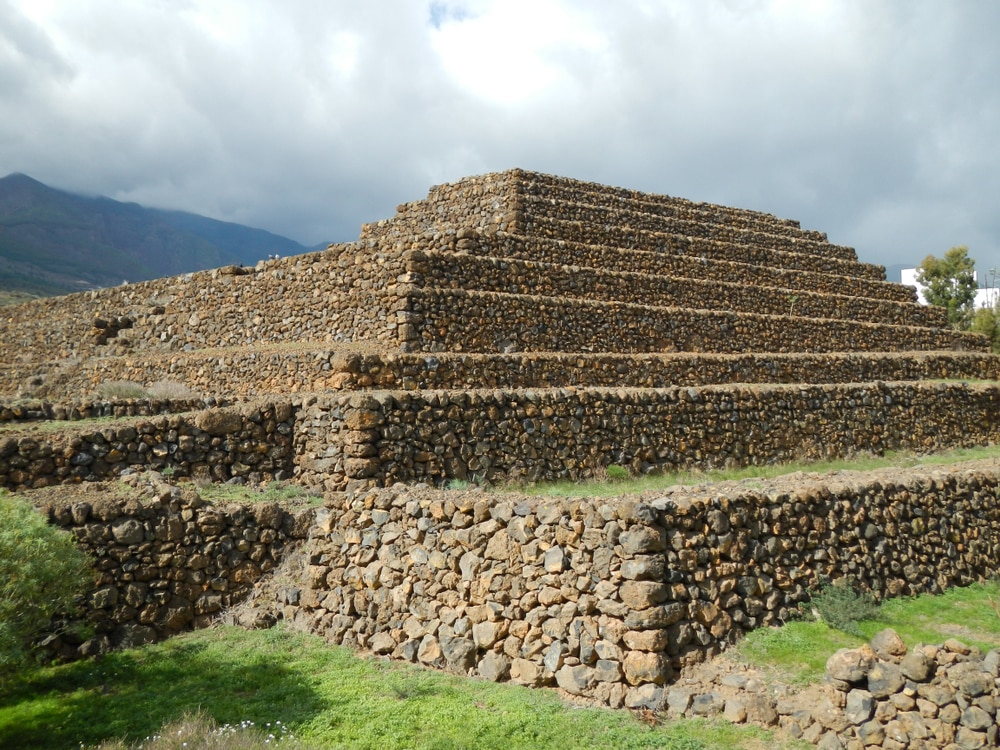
[2,0,998,280]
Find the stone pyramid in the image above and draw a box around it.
[1,169,998,490]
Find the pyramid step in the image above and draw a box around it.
[456,233,916,304]
[37,348,998,400]
[521,174,828,244]
[414,251,947,328]
[300,381,1000,488]
[338,350,1000,391]
[520,172,826,242]
[403,289,986,355]
[521,193,857,262]
[521,213,883,281]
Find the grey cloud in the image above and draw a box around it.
[0,0,997,274]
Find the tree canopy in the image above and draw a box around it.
[916,246,977,328]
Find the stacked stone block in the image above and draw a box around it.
[293,383,1000,491]
[37,472,312,660]
[266,460,1000,721]
[0,402,296,490]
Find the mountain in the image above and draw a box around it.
[0,173,322,298]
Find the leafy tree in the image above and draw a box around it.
[971,304,1000,352]
[0,492,92,680]
[916,246,977,328]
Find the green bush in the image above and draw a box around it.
[605,464,630,481]
[0,492,92,678]
[809,578,880,636]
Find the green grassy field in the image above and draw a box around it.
[0,626,784,750]
[2,581,1000,749]
[507,444,1000,498]
[733,580,1000,685]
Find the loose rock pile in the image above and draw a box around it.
[656,627,1000,749]
[823,630,1000,750]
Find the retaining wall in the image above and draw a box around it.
[458,233,915,303]
[274,461,1000,711]
[37,474,313,660]
[522,212,879,279]
[520,194,858,262]
[414,250,942,327]
[402,289,984,354]
[0,397,230,423]
[0,241,405,380]
[0,402,296,490]
[11,349,996,403]
[521,170,825,242]
[294,382,1000,491]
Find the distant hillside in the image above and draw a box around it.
[0,173,322,298]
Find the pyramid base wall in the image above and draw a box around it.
[275,464,1000,709]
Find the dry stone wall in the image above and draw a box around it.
[522,213,882,280]
[818,632,1000,749]
[402,289,983,354]
[37,474,312,660]
[20,349,996,403]
[361,171,523,242]
[0,402,296,491]
[521,194,858,263]
[272,461,1000,716]
[0,397,229,423]
[457,233,915,303]
[413,250,944,327]
[521,170,827,243]
[283,351,1000,394]
[0,168,965,402]
[0,241,408,394]
[294,382,1000,491]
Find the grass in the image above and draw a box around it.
[0,626,786,750]
[95,381,150,400]
[196,481,324,507]
[6,581,1000,749]
[734,579,1000,685]
[0,415,120,434]
[509,444,1000,498]
[92,712,304,749]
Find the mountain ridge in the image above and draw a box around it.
[0,173,324,298]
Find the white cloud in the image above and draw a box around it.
[430,0,609,106]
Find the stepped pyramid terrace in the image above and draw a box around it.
[0,169,998,490]
[9,172,1000,729]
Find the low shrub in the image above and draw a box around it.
[809,578,881,636]
[0,492,92,681]
[95,381,148,399]
[146,380,199,400]
[605,464,630,481]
